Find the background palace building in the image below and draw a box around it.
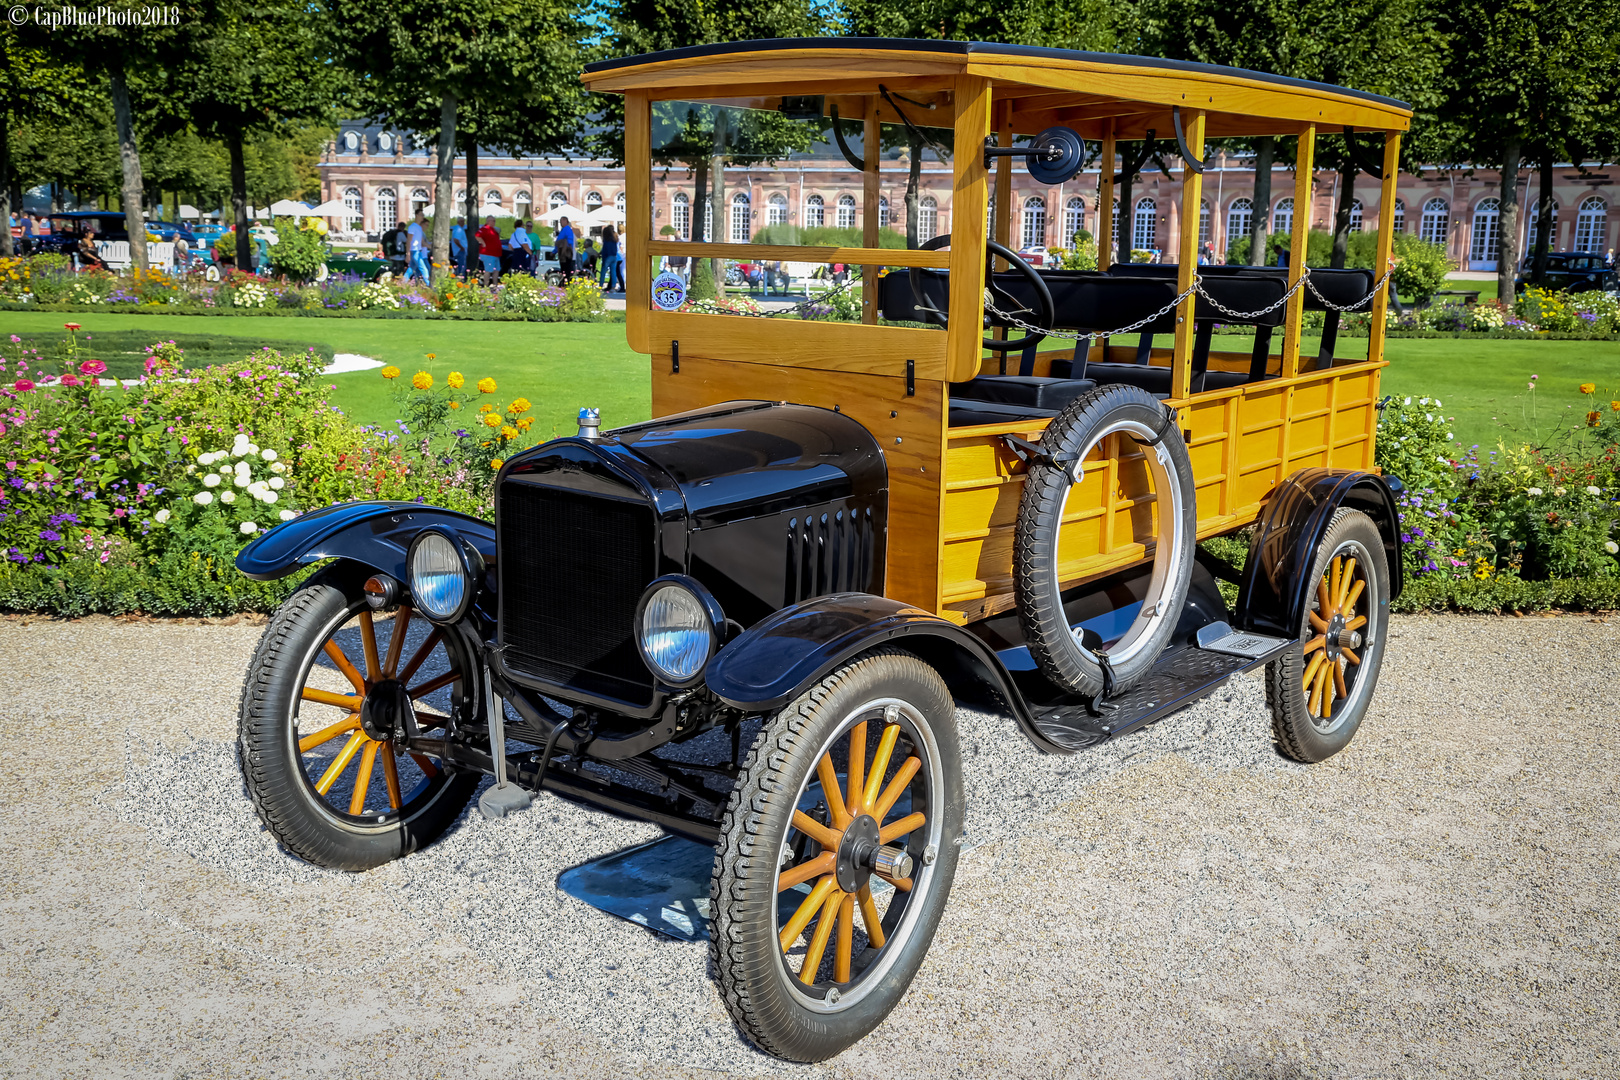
[320,125,1617,270]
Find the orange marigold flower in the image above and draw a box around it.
[478,377,497,394]
[447,371,465,389]
[448,400,461,410]
[1611,400,1620,412]
[1588,410,1603,427]
[501,425,519,440]
[412,371,433,390]
[380,366,400,380]
[507,397,531,414]
[478,402,492,412]
[490,458,504,470]
[483,413,502,428]
[517,416,534,431]
[427,353,437,361]
[1579,382,1596,394]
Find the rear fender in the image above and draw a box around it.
[234,500,496,582]
[703,593,1069,755]
[1235,469,1404,638]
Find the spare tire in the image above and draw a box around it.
[1013,384,1197,697]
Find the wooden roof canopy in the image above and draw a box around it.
[581,38,1413,139]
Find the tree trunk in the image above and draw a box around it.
[1249,136,1273,265]
[904,132,922,249]
[1117,151,1134,263]
[0,109,12,258]
[433,91,457,282]
[1531,152,1553,284]
[1332,156,1356,269]
[462,134,478,238]
[709,112,728,284]
[108,67,148,272]
[227,126,252,271]
[1496,138,1520,307]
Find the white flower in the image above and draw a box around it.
[1425,413,1433,422]
[1434,399,1443,407]
[193,491,213,506]
[262,490,278,504]
[197,452,215,465]
[1436,455,1448,464]
[154,509,171,523]
[185,464,196,475]
[233,433,249,446]
[203,474,221,488]
[1419,397,1430,406]
[246,444,260,456]
[268,476,284,490]
[1554,486,1567,497]
[1607,540,1619,555]
[220,490,237,504]
[261,449,278,462]
[1446,432,1454,440]
[235,472,250,487]
[278,509,296,522]
[270,462,286,474]
[1527,487,1544,496]
[240,521,258,535]
[1404,396,1412,405]
[1586,486,1601,496]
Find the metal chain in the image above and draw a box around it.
[1302,264,1397,312]
[984,280,1199,342]
[682,270,865,319]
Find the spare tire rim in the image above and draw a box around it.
[1057,417,1190,668]
[770,696,944,1013]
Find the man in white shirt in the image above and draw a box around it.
[406,210,429,282]
[510,219,534,273]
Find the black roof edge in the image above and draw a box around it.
[582,37,1411,114]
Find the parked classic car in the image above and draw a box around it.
[235,38,1410,1063]
[1515,251,1616,293]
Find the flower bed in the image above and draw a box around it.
[0,326,543,616]
[1210,286,1620,341]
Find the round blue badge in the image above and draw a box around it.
[651,271,687,311]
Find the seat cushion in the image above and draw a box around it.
[951,375,1098,413]
[947,399,1060,428]
[1069,363,1253,395]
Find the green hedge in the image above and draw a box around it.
[1392,573,1620,614]
[0,552,308,618]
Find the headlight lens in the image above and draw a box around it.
[408,531,469,622]
[638,581,715,685]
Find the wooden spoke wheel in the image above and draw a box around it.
[239,567,479,871]
[710,652,963,1062]
[1266,509,1390,763]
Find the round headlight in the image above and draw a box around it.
[407,529,472,622]
[636,576,722,687]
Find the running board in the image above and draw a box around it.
[1024,626,1293,753]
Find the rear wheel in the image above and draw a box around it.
[238,566,478,871]
[1265,509,1390,762]
[709,651,962,1062]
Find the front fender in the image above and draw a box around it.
[703,592,1069,755]
[1234,468,1404,638]
[234,500,496,582]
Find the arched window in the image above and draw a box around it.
[1064,197,1084,246]
[1348,198,1363,233]
[614,192,626,216]
[548,191,566,212]
[1470,198,1501,264]
[672,192,690,240]
[767,193,787,227]
[1420,197,1449,246]
[377,132,393,152]
[1022,196,1047,249]
[1227,198,1253,252]
[1198,200,1211,249]
[1526,199,1557,253]
[1574,196,1607,254]
[514,191,532,219]
[1133,197,1157,250]
[374,187,397,231]
[343,131,359,152]
[804,193,825,228]
[730,191,751,242]
[1393,198,1406,233]
[410,188,430,216]
[702,197,713,242]
[585,191,603,211]
[917,197,938,242]
[1272,197,1293,237]
[341,186,362,231]
[485,189,503,207]
[879,196,890,230]
[836,193,857,230]
[1111,199,1120,246]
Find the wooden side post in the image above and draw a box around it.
[1367,131,1402,365]
[1097,119,1115,272]
[992,100,1014,362]
[1281,123,1315,376]
[946,75,992,384]
[1171,109,1206,400]
[625,91,652,354]
[862,107,881,324]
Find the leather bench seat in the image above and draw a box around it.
[947,398,1060,428]
[949,375,1098,412]
[1050,360,1250,396]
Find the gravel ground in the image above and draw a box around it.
[0,611,1616,1079]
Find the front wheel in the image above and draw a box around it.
[709,651,963,1062]
[1265,508,1391,762]
[238,566,479,871]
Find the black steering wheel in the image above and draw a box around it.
[909,234,1055,352]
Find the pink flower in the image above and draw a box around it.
[79,359,107,377]
[112,507,127,517]
[60,374,81,387]
[13,379,34,393]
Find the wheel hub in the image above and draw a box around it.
[359,679,409,741]
[1324,612,1346,661]
[835,814,880,892]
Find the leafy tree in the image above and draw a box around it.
[329,0,589,279]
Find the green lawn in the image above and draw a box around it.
[2,310,1613,450]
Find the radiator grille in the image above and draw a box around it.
[498,482,655,703]
[785,504,875,603]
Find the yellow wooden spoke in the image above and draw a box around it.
[314,731,367,796]
[816,753,850,828]
[834,892,855,983]
[408,670,460,699]
[862,724,901,811]
[301,687,362,711]
[396,629,443,685]
[358,610,382,680]
[1309,661,1331,716]
[1344,614,1367,632]
[878,811,926,845]
[408,752,441,779]
[845,721,867,816]
[877,873,913,893]
[1302,635,1326,656]
[778,852,835,893]
[857,884,886,948]
[779,876,839,950]
[382,606,413,678]
[349,740,379,815]
[1336,557,1358,608]
[1333,658,1349,701]
[1317,578,1334,621]
[323,640,366,693]
[798,888,844,985]
[1343,579,1366,616]
[1302,651,1326,692]
[1308,610,1330,633]
[381,744,403,810]
[792,810,843,851]
[1342,646,1362,666]
[1329,557,1341,610]
[298,713,360,753]
[872,756,921,822]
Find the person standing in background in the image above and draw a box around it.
[405,210,430,282]
[555,215,576,283]
[598,225,623,292]
[510,218,534,274]
[450,216,469,279]
[476,215,502,285]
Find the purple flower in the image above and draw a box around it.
[38,529,60,543]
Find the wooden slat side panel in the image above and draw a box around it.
[645,310,948,377]
[644,240,949,268]
[652,355,946,612]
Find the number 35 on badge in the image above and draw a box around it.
[651,271,687,311]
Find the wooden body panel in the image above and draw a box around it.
[647,310,948,379]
